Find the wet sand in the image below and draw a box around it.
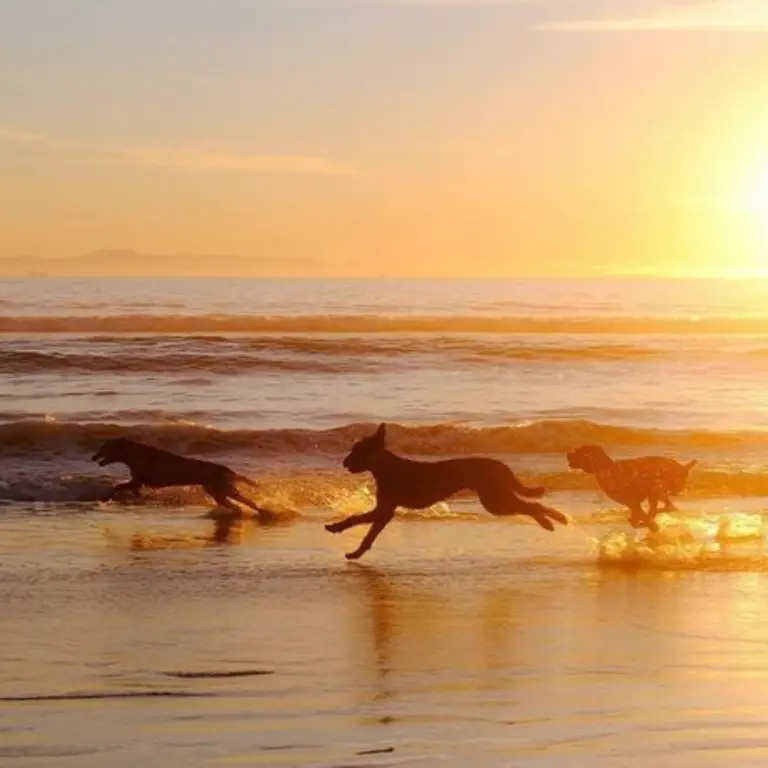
[4,500,768,766]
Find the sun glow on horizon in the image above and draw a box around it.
[679,152,768,279]
[726,160,768,277]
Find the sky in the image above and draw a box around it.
[1,0,768,276]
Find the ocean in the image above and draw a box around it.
[4,277,768,767]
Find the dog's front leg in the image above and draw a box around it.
[346,508,396,561]
[325,507,380,534]
[102,480,141,502]
[628,503,659,534]
[657,490,677,511]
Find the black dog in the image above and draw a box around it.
[325,423,568,560]
[92,437,266,517]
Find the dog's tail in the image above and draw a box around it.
[509,474,546,498]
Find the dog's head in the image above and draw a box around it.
[92,437,132,467]
[566,445,612,474]
[343,423,387,474]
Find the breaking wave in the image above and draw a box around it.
[0,416,754,458]
[4,418,768,502]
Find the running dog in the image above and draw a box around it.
[325,423,568,560]
[92,437,266,517]
[566,444,696,532]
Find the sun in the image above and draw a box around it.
[742,162,768,222]
[734,152,768,226]
[715,159,768,277]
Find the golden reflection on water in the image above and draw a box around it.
[9,512,768,765]
[344,563,565,723]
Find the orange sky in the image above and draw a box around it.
[1,0,768,276]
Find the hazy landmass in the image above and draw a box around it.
[0,250,320,278]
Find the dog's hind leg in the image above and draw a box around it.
[540,505,568,527]
[478,489,566,530]
[228,487,268,518]
[477,488,514,517]
[345,509,396,561]
[205,485,243,515]
[520,502,570,531]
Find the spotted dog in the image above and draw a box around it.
[566,444,696,532]
[325,423,568,560]
[92,437,266,518]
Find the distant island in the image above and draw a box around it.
[0,249,320,278]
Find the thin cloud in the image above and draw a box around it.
[0,125,52,146]
[109,146,358,175]
[417,141,521,155]
[0,123,356,176]
[542,0,768,32]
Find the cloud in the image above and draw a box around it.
[416,141,521,155]
[0,125,52,146]
[542,0,768,32]
[109,146,358,175]
[0,123,356,176]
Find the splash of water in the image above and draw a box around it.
[595,513,768,571]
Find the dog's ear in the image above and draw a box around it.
[374,423,387,443]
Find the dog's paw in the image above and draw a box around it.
[547,509,569,526]
[325,521,345,534]
[345,550,364,560]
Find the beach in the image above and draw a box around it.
[4,277,768,766]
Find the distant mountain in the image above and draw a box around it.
[0,250,319,277]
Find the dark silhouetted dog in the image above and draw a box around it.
[92,437,266,517]
[566,444,696,532]
[325,423,568,560]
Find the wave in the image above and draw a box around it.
[0,468,369,508]
[4,418,768,504]
[0,349,372,375]
[2,417,767,460]
[5,313,768,334]
[0,340,681,375]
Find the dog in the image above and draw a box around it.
[92,437,266,518]
[566,444,696,533]
[325,423,568,560]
